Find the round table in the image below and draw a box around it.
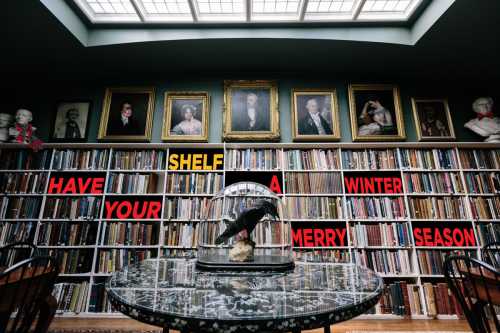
[106,258,383,333]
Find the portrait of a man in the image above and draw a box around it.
[223,80,279,141]
[292,90,340,141]
[412,99,455,141]
[52,101,91,141]
[349,84,406,141]
[98,88,155,141]
[162,92,209,142]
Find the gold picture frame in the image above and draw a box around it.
[223,80,280,141]
[291,88,341,141]
[98,87,155,142]
[348,84,406,141]
[162,91,210,142]
[411,98,456,141]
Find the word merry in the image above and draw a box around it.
[292,227,347,247]
[48,176,105,194]
[344,176,402,194]
[413,226,476,247]
[104,200,162,219]
[168,153,224,170]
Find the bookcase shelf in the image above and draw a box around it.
[1,142,498,319]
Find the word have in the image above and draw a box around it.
[292,227,347,247]
[168,153,224,170]
[48,176,105,194]
[104,200,161,219]
[344,176,402,194]
[413,226,476,247]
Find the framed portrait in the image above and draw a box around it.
[348,84,406,141]
[51,101,92,142]
[162,92,209,142]
[291,89,340,141]
[223,80,279,141]
[411,98,455,141]
[98,87,155,141]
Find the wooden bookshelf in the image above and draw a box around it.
[0,142,498,319]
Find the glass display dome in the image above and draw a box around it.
[196,182,294,271]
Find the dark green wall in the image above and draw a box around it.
[4,75,498,143]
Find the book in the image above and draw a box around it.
[342,149,399,170]
[41,249,94,274]
[469,196,500,219]
[97,249,156,273]
[165,197,214,220]
[166,172,223,194]
[346,197,405,220]
[285,149,340,170]
[37,221,98,246]
[0,149,51,170]
[401,149,459,170]
[226,149,282,170]
[0,172,48,194]
[463,171,500,194]
[0,197,42,219]
[101,221,158,246]
[43,197,102,220]
[53,281,89,313]
[417,250,476,275]
[459,149,500,169]
[350,222,411,247]
[355,249,413,275]
[286,196,343,219]
[53,149,109,170]
[107,172,161,194]
[0,221,36,246]
[408,197,467,219]
[111,150,165,170]
[404,172,463,193]
[285,172,342,194]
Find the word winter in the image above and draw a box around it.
[344,176,402,194]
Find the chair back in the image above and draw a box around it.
[482,241,500,268]
[0,242,38,268]
[0,256,59,333]
[444,255,500,333]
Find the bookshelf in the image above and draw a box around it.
[0,142,498,319]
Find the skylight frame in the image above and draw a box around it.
[71,0,425,24]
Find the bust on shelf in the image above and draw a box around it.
[0,113,13,142]
[464,97,500,142]
[9,109,43,150]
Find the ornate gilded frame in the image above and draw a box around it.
[411,98,456,141]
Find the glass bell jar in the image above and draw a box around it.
[196,181,294,271]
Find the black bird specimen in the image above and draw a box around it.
[215,200,280,245]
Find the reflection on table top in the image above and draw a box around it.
[106,258,382,321]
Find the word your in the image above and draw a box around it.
[48,176,105,194]
[292,226,347,247]
[344,176,402,194]
[413,226,476,247]
[168,153,224,170]
[104,200,161,219]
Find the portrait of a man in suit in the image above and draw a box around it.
[52,101,91,141]
[106,101,142,136]
[231,90,271,132]
[298,97,333,135]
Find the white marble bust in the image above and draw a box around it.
[464,97,500,142]
[0,113,13,142]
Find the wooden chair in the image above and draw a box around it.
[444,255,500,333]
[0,255,60,333]
[482,241,500,268]
[0,242,38,269]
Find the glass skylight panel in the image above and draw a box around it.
[195,0,246,22]
[303,0,356,20]
[74,0,141,22]
[358,0,422,20]
[134,0,193,22]
[251,0,302,21]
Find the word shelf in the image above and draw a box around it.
[0,142,498,320]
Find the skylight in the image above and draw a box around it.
[73,0,424,23]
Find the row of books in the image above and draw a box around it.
[293,249,350,263]
[111,150,165,170]
[107,172,161,194]
[346,197,406,220]
[53,282,89,313]
[371,281,422,316]
[400,149,458,170]
[43,249,93,274]
[463,171,500,194]
[89,282,114,313]
[476,223,500,245]
[225,149,282,170]
[0,149,51,170]
[284,149,340,170]
[43,197,102,220]
[53,149,109,170]
[408,197,466,220]
[166,173,223,194]
[404,172,463,194]
[164,222,198,247]
[286,196,343,219]
[469,196,500,219]
[0,197,42,219]
[459,149,500,170]
[342,149,399,170]
[355,249,413,275]
[97,249,155,273]
[417,250,476,275]
[164,197,212,220]
[101,221,159,246]
[349,222,412,247]
[0,172,47,194]
[37,221,97,246]
[0,221,35,246]
[285,172,342,193]
[423,282,463,317]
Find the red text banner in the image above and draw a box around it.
[291,222,347,247]
[412,222,476,247]
[48,173,106,194]
[104,197,162,219]
[344,171,403,194]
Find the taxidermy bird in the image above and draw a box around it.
[215,200,279,245]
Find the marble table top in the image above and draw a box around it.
[106,258,383,333]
